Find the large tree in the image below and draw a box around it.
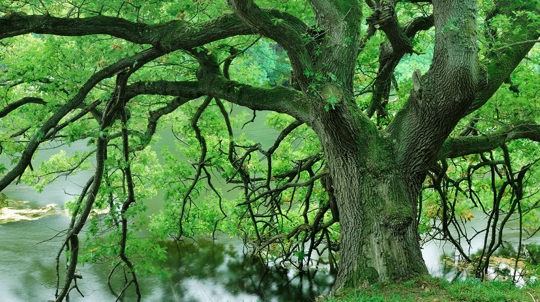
[0,0,539,300]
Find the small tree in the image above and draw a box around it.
[0,0,538,301]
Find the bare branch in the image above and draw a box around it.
[177,96,211,239]
[492,39,540,51]
[117,70,141,300]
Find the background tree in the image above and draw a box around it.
[0,0,538,301]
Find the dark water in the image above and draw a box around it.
[155,238,334,302]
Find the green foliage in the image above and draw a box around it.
[228,39,291,86]
[418,44,540,240]
[21,150,92,192]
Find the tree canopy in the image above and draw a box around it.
[0,0,539,301]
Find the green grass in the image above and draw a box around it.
[322,277,540,302]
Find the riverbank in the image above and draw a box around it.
[322,276,540,302]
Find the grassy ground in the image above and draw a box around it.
[322,276,540,302]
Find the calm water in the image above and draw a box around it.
[0,202,333,301]
[0,178,492,302]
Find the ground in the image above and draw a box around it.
[322,276,540,302]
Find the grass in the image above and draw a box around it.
[322,276,540,302]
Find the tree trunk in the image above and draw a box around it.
[311,107,428,290]
[331,151,428,289]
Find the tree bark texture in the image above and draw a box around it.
[306,85,420,289]
[313,111,427,289]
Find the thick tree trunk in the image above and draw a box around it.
[337,167,427,285]
[312,107,428,290]
[336,174,427,288]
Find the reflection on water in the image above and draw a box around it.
[420,212,540,286]
[160,237,334,302]
[0,116,336,301]
[0,211,333,301]
[1,116,537,301]
[0,215,70,301]
[437,248,538,287]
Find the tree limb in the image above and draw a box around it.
[309,0,363,89]
[367,14,433,118]
[0,11,270,51]
[439,123,540,159]
[0,97,45,118]
[127,78,309,121]
[465,0,540,115]
[366,1,413,54]
[388,0,480,184]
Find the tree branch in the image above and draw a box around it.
[367,14,433,118]
[309,0,363,89]
[142,97,191,146]
[465,0,540,115]
[0,96,46,118]
[0,12,265,51]
[117,70,141,300]
[439,123,540,159]
[127,78,309,122]
[388,0,480,183]
[492,39,540,51]
[366,1,413,54]
[0,13,153,42]
[126,49,310,123]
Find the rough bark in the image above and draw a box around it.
[314,0,482,288]
[309,0,363,90]
[389,0,481,185]
[367,14,434,118]
[311,103,427,289]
